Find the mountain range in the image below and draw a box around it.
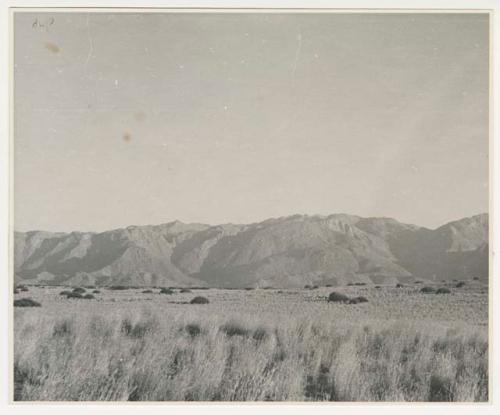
[14,213,489,288]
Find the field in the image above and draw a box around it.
[13,281,489,402]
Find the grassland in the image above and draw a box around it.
[13,281,488,402]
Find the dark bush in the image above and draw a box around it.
[59,290,72,296]
[435,288,451,294]
[311,285,319,289]
[395,283,403,288]
[66,292,84,299]
[20,287,29,292]
[185,323,202,337]
[190,296,209,304]
[160,288,174,295]
[244,287,254,291]
[13,288,19,294]
[220,322,249,337]
[180,288,192,293]
[83,294,95,299]
[428,374,454,401]
[84,285,96,289]
[348,296,369,304]
[72,287,86,294]
[327,292,350,303]
[14,298,41,307]
[420,286,436,294]
[325,284,332,287]
[142,289,153,294]
[473,277,479,281]
[414,281,422,284]
[92,289,101,294]
[108,285,129,290]
[304,285,312,289]
[354,282,367,286]
[374,286,381,289]
[455,282,466,288]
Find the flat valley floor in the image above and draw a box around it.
[13,281,488,402]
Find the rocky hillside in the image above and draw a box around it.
[14,213,488,288]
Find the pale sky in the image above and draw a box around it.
[14,12,489,232]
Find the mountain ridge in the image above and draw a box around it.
[14,213,489,288]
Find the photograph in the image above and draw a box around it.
[11,9,489,402]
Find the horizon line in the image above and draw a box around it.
[13,211,489,235]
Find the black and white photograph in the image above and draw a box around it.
[8,6,491,404]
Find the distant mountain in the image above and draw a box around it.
[14,213,488,288]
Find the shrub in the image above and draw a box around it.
[244,287,254,291]
[20,287,29,292]
[72,287,86,294]
[190,296,209,304]
[325,284,332,287]
[66,292,84,299]
[435,288,451,295]
[160,288,174,295]
[142,289,153,294]
[220,322,249,337]
[92,290,101,294]
[180,288,192,293]
[374,286,381,289]
[473,277,479,281]
[420,286,436,294]
[327,292,350,303]
[185,323,202,337]
[414,281,422,284]
[428,374,454,401]
[395,283,403,288]
[455,282,466,288]
[59,290,72,296]
[348,296,369,304]
[108,285,129,290]
[83,294,95,299]
[14,298,41,307]
[13,288,19,294]
[311,285,319,289]
[304,285,312,289]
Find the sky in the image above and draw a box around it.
[14,12,489,232]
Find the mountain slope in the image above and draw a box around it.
[14,213,488,287]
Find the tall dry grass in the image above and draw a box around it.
[14,310,488,402]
